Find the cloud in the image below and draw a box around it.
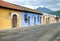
[45,2,60,11]
[3,0,60,11]
[57,3,60,5]
[3,0,15,2]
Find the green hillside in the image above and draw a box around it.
[50,10,60,16]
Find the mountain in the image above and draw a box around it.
[50,10,60,16]
[36,7,53,13]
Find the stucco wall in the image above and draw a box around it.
[0,8,22,30]
[22,12,42,27]
[0,8,42,30]
[42,15,56,24]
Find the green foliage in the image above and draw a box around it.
[50,10,60,16]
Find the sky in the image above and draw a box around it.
[3,0,60,11]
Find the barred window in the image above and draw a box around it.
[24,14,27,23]
[40,17,41,24]
[34,17,36,25]
[37,15,39,22]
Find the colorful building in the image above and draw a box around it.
[42,13,56,24]
[0,1,43,30]
[55,16,60,22]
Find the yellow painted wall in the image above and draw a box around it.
[42,16,47,24]
[0,8,22,30]
[49,17,56,24]
[43,16,46,24]
[42,15,56,24]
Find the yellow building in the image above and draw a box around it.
[0,1,42,30]
[0,1,22,30]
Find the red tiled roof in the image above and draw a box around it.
[0,0,23,10]
[0,0,42,14]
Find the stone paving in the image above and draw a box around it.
[49,31,60,41]
[0,23,60,41]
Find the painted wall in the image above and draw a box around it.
[0,7,42,30]
[42,15,47,24]
[0,8,22,30]
[42,15,56,24]
[22,12,42,27]
[49,16,56,24]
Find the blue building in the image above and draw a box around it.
[22,12,42,27]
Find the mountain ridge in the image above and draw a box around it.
[36,7,53,13]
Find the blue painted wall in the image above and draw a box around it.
[22,12,42,27]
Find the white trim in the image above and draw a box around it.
[11,12,19,18]
[11,12,19,27]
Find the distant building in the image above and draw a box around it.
[0,1,43,30]
[42,13,56,24]
[55,16,60,22]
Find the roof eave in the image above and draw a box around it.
[0,6,43,15]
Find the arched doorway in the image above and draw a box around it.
[12,14,17,27]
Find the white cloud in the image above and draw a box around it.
[57,3,60,5]
[40,5,45,8]
[3,0,60,11]
[21,5,39,9]
[3,0,15,2]
[3,0,16,3]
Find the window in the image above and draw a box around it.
[24,14,27,23]
[28,16,30,25]
[34,17,36,25]
[37,15,39,22]
[46,18,49,24]
[40,17,41,24]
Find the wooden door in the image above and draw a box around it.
[12,14,17,27]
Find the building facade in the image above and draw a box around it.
[0,1,42,30]
[42,13,56,24]
[22,12,42,27]
[55,16,60,22]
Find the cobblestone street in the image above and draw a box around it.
[0,23,60,41]
[49,31,60,41]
